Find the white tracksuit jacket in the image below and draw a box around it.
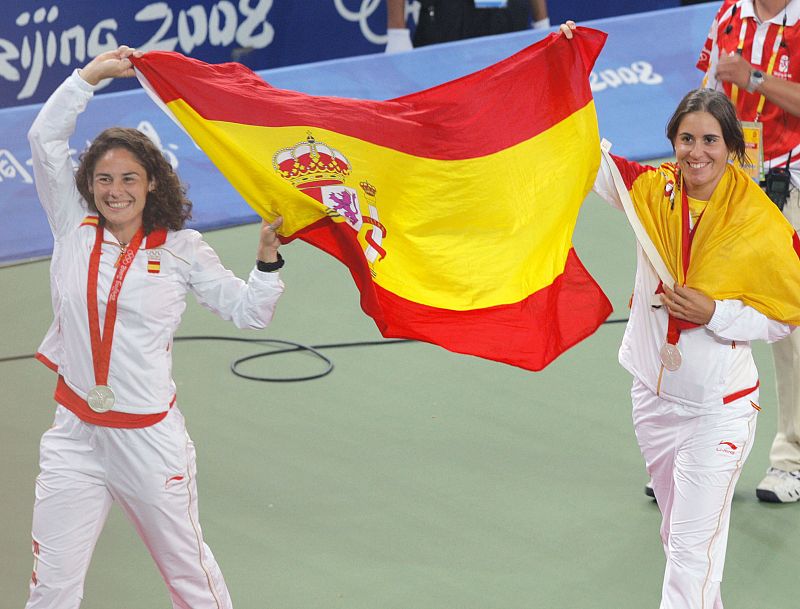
[593,153,792,408]
[29,70,284,416]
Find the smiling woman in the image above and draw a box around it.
[666,88,748,201]
[88,148,152,242]
[673,112,732,200]
[561,18,800,609]
[23,45,286,609]
[74,128,189,246]
[592,87,800,609]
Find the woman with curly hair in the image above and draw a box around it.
[74,127,194,235]
[25,46,284,609]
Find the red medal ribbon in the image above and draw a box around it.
[664,180,705,347]
[87,223,145,387]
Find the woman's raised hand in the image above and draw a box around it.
[257,216,284,263]
[79,45,143,86]
[560,21,577,40]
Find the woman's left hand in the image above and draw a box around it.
[79,45,143,86]
[257,216,283,263]
[559,21,577,39]
[660,283,716,325]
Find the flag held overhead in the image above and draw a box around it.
[133,27,612,371]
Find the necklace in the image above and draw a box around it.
[115,242,129,267]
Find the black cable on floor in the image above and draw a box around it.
[174,335,413,382]
[0,354,37,363]
[0,317,631,381]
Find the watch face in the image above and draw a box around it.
[748,70,765,91]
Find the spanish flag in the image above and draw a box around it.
[614,156,800,324]
[132,28,612,371]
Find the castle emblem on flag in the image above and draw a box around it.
[272,133,387,267]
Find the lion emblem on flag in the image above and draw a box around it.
[272,133,386,265]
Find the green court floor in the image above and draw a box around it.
[2,190,797,609]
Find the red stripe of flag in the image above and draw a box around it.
[292,217,611,371]
[132,28,606,160]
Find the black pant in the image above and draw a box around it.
[414,0,531,47]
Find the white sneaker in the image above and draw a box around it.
[644,479,655,500]
[756,467,800,503]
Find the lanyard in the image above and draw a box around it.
[665,179,705,347]
[87,223,145,387]
[730,16,785,120]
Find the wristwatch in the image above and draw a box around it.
[257,252,284,272]
[747,69,765,93]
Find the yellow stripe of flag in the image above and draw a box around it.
[166,99,599,310]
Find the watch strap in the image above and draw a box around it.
[747,70,765,93]
[257,252,284,272]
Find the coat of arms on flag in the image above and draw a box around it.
[132,28,613,371]
[273,133,387,272]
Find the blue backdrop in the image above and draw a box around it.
[1,0,392,107]
[1,0,692,108]
[0,3,718,265]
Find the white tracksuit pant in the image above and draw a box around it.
[769,189,800,472]
[25,405,233,609]
[632,379,759,609]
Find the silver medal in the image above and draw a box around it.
[659,343,682,372]
[87,385,115,413]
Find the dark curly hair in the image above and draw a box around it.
[75,127,192,233]
[666,88,748,167]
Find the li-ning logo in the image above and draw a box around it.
[717,441,738,455]
[165,474,185,489]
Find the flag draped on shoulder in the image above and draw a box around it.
[132,28,612,371]
[615,158,800,325]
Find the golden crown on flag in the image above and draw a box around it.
[359,181,376,197]
[272,133,351,189]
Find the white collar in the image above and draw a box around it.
[740,0,800,26]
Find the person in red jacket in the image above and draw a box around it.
[698,0,800,503]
